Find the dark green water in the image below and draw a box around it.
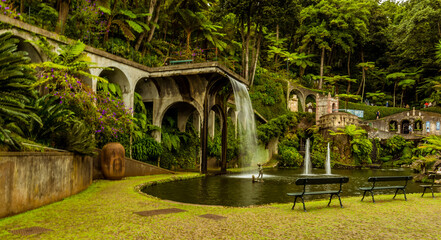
[143,168,431,207]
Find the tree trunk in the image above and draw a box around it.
[319,47,325,90]
[20,0,24,14]
[356,51,365,95]
[249,26,262,87]
[147,1,161,42]
[275,24,279,65]
[393,80,397,107]
[186,30,192,52]
[401,89,404,108]
[361,71,366,103]
[240,19,246,78]
[55,0,71,34]
[347,52,351,93]
[300,66,306,78]
[244,17,251,81]
[134,0,158,51]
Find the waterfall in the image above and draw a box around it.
[228,77,266,166]
[303,138,312,175]
[325,142,331,175]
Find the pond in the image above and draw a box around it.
[143,168,431,207]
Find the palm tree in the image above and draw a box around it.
[398,79,415,108]
[0,32,41,149]
[283,52,315,78]
[386,72,406,107]
[356,62,375,103]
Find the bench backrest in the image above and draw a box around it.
[295,177,349,185]
[367,176,413,182]
[427,174,441,184]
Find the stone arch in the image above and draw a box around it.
[332,102,337,112]
[401,119,410,134]
[288,89,304,112]
[15,37,43,63]
[158,101,203,132]
[134,77,160,100]
[305,94,317,113]
[134,77,160,128]
[389,120,398,132]
[0,30,45,63]
[208,104,225,138]
[98,67,131,106]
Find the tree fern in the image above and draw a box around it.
[0,32,40,150]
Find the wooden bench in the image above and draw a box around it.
[287,177,349,212]
[359,176,413,203]
[169,59,193,65]
[421,174,441,198]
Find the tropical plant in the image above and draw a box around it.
[99,3,150,42]
[386,72,406,107]
[329,124,372,165]
[21,94,74,143]
[0,32,40,149]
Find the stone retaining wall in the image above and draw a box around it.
[0,152,93,218]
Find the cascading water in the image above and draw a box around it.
[325,142,331,175]
[303,138,312,175]
[228,77,267,166]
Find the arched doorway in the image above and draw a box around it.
[98,67,130,106]
[288,90,304,112]
[401,120,410,134]
[16,37,43,63]
[305,94,316,113]
[159,102,202,170]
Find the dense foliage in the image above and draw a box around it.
[0,32,39,149]
[4,0,441,169]
[2,0,441,108]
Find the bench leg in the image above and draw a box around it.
[301,197,306,212]
[421,187,427,197]
[431,188,435,198]
[292,196,298,210]
[361,191,367,201]
[337,193,343,208]
[393,189,399,199]
[403,189,407,201]
[327,194,334,207]
[370,191,375,203]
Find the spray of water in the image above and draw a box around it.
[228,77,267,166]
[303,138,312,175]
[325,142,332,175]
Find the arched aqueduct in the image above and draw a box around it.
[0,15,246,173]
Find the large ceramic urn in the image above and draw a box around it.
[101,142,125,180]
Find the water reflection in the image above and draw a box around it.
[143,168,430,207]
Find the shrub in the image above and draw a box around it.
[351,138,373,165]
[278,145,303,167]
[132,136,163,164]
[311,134,326,168]
[384,135,410,160]
[341,102,408,120]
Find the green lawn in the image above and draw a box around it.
[1,173,440,239]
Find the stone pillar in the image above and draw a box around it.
[201,100,209,174]
[192,113,201,136]
[220,109,228,174]
[208,111,215,138]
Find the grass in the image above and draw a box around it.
[1,173,441,239]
